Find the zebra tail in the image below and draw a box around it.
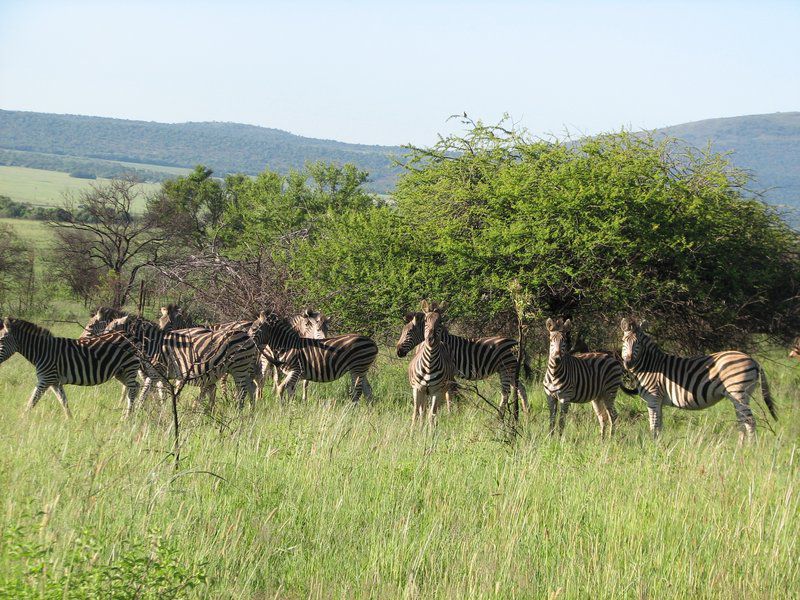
[759,366,778,421]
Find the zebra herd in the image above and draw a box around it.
[0,301,787,441]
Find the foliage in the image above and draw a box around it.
[0,522,206,599]
[146,166,226,249]
[290,119,800,351]
[0,224,34,313]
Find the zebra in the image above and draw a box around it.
[620,318,777,441]
[0,317,141,418]
[544,318,636,437]
[103,315,258,410]
[248,311,377,403]
[268,310,330,401]
[408,301,456,425]
[395,310,530,414]
[790,338,799,360]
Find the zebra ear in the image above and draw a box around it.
[639,320,649,332]
[620,318,629,332]
[420,300,430,312]
[563,319,572,332]
[404,312,415,323]
[438,301,447,312]
[545,318,554,331]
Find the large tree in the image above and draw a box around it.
[51,177,166,308]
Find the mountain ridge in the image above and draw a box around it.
[1,109,798,208]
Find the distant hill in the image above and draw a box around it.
[1,109,798,214]
[0,110,406,192]
[658,112,800,218]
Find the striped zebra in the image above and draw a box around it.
[620,318,777,441]
[395,310,530,414]
[544,318,636,437]
[268,310,330,400]
[0,317,141,418]
[249,311,377,403]
[408,301,456,425]
[104,315,258,410]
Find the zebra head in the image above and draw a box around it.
[396,312,424,357]
[620,318,648,369]
[81,307,126,338]
[545,317,572,363]
[159,304,191,331]
[300,309,329,339]
[0,318,18,365]
[250,311,293,349]
[421,300,447,347]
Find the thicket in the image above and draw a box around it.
[0,196,70,221]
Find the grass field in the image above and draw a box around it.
[0,166,159,209]
[0,321,798,598]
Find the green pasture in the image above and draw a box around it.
[0,322,797,598]
[0,166,159,209]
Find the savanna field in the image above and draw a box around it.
[1,320,798,599]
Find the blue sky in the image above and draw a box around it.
[0,0,798,146]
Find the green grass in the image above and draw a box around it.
[0,323,798,598]
[0,166,159,209]
[0,217,52,248]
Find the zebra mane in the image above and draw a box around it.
[3,318,54,339]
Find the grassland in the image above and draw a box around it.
[0,166,159,210]
[0,322,797,598]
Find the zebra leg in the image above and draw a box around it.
[515,381,529,414]
[428,392,441,426]
[591,399,611,439]
[278,371,300,401]
[156,379,165,403]
[558,400,569,435]
[51,385,72,419]
[361,376,374,403]
[272,364,281,394]
[349,372,364,403]
[138,376,155,406]
[546,394,558,436]
[24,382,50,414]
[730,398,756,443]
[647,402,663,439]
[412,388,425,426]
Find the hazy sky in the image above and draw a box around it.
[1,0,798,146]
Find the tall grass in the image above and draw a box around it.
[1,344,798,598]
